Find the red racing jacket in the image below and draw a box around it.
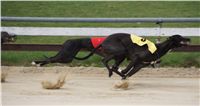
[91,37,106,48]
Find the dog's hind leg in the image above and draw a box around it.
[101,42,126,77]
[33,55,64,66]
[33,40,81,66]
[111,56,125,77]
[102,55,115,77]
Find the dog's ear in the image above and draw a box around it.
[168,34,182,41]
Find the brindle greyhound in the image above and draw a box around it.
[32,33,190,79]
[32,37,105,66]
[1,31,16,44]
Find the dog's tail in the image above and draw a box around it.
[74,45,102,60]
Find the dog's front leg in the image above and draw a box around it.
[121,57,138,75]
[123,63,149,79]
[111,65,125,78]
[121,64,135,80]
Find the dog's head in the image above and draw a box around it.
[1,31,17,44]
[168,34,190,48]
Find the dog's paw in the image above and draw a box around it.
[31,61,41,67]
[118,68,122,72]
[121,76,127,80]
[31,61,36,65]
[121,70,127,75]
[108,71,113,77]
[36,64,41,67]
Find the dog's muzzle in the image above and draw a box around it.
[180,38,191,46]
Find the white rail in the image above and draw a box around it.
[1,27,199,36]
[2,17,200,23]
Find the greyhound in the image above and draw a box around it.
[1,31,16,44]
[32,37,106,66]
[32,33,190,79]
[95,33,190,79]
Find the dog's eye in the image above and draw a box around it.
[141,38,146,42]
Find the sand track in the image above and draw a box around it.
[1,66,199,105]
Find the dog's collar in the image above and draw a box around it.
[143,59,160,65]
[143,61,156,65]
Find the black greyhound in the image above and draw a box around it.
[33,33,190,79]
[99,33,190,79]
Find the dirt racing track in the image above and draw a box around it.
[1,66,200,106]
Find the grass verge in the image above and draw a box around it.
[2,1,199,27]
[1,51,200,67]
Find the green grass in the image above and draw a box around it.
[2,1,200,27]
[2,1,199,17]
[2,22,200,28]
[1,51,56,66]
[161,52,200,67]
[1,51,103,67]
[2,51,200,67]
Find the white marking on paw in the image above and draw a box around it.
[118,68,122,72]
[31,61,36,65]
